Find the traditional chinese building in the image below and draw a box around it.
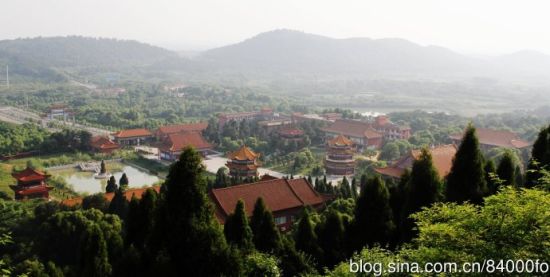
[449,127,531,151]
[112,128,153,146]
[325,135,356,176]
[375,144,457,179]
[226,146,260,178]
[371,115,411,140]
[155,122,208,141]
[10,167,53,200]
[257,117,293,136]
[158,132,213,160]
[90,136,120,154]
[218,108,274,130]
[291,112,338,124]
[278,127,305,142]
[210,177,328,232]
[321,119,384,150]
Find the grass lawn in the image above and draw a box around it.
[5,152,95,170]
[0,163,15,198]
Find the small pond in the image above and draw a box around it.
[50,162,160,194]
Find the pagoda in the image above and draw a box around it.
[10,167,53,200]
[226,146,260,178]
[325,134,356,175]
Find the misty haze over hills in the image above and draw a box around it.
[197,30,550,84]
[1,29,550,84]
[1,29,550,116]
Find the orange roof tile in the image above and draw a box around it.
[328,134,354,146]
[61,186,161,207]
[13,185,53,195]
[322,119,383,139]
[160,132,212,152]
[113,128,152,138]
[450,128,531,149]
[157,122,208,135]
[227,146,260,161]
[279,127,304,136]
[374,167,406,178]
[376,145,457,178]
[12,167,50,182]
[411,145,457,177]
[90,136,119,150]
[210,178,325,223]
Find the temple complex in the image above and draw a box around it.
[324,134,356,175]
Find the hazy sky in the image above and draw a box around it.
[2,0,550,54]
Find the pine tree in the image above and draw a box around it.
[250,197,282,253]
[154,147,237,276]
[484,159,498,195]
[119,173,129,191]
[531,126,549,165]
[317,210,345,268]
[350,177,358,199]
[349,176,394,252]
[497,151,516,187]
[526,126,550,187]
[108,188,129,220]
[339,176,351,198]
[514,166,524,188]
[445,125,487,204]
[359,174,368,191]
[105,176,117,193]
[294,209,321,260]
[125,196,141,247]
[389,169,410,244]
[214,167,229,188]
[80,224,112,277]
[400,149,442,242]
[224,199,254,251]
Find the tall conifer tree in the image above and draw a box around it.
[497,151,516,187]
[80,224,112,277]
[317,210,345,268]
[445,125,487,204]
[400,149,441,242]
[349,176,394,252]
[106,176,117,193]
[250,198,282,253]
[526,126,550,187]
[119,173,129,190]
[295,209,321,260]
[224,199,254,251]
[484,159,498,195]
[154,147,237,276]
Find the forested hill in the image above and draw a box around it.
[0,37,179,81]
[198,29,480,78]
[197,29,550,83]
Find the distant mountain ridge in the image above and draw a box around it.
[1,30,550,83]
[197,29,550,81]
[0,36,179,81]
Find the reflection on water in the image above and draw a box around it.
[52,163,160,194]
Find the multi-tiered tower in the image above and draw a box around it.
[10,167,53,200]
[325,134,356,175]
[226,145,260,178]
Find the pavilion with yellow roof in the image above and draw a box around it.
[325,134,356,175]
[226,145,261,178]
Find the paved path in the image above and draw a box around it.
[0,106,110,136]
